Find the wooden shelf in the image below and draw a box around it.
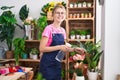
[67,38,94,42]
[1,59,40,62]
[66,0,96,79]
[68,17,94,20]
[25,40,40,42]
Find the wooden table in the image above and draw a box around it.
[0,67,33,80]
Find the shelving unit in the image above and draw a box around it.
[66,0,96,79]
[66,0,96,43]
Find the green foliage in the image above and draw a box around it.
[75,68,83,76]
[75,30,81,35]
[80,30,87,35]
[69,63,83,76]
[79,41,103,72]
[86,29,91,35]
[61,70,65,78]
[13,38,25,65]
[30,48,39,55]
[19,4,29,21]
[36,16,47,40]
[0,6,21,51]
[36,72,45,80]
[70,30,75,35]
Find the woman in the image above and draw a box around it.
[39,4,84,80]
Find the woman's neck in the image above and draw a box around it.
[52,22,61,28]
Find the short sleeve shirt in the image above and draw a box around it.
[42,24,66,46]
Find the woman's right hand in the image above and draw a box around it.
[60,45,70,52]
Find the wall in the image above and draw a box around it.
[103,0,120,80]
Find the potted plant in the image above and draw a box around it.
[0,6,23,59]
[70,30,76,39]
[30,48,39,59]
[80,30,87,39]
[19,4,31,39]
[36,16,47,40]
[69,51,86,80]
[79,41,103,80]
[86,29,91,39]
[13,38,25,65]
[75,30,81,39]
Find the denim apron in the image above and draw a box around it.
[39,32,64,80]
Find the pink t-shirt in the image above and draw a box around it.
[42,24,66,46]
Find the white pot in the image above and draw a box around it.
[78,3,82,7]
[70,35,75,39]
[76,76,85,80]
[86,35,90,39]
[70,3,74,8]
[32,54,38,60]
[80,35,86,39]
[87,70,98,80]
[74,3,77,8]
[30,53,33,59]
[76,35,80,39]
[87,3,92,7]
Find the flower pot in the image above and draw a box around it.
[80,35,86,39]
[5,51,14,59]
[78,3,82,8]
[76,75,85,80]
[86,35,91,39]
[32,54,38,60]
[70,3,74,8]
[76,35,80,39]
[87,70,98,80]
[70,35,75,39]
[87,3,92,7]
[22,53,28,59]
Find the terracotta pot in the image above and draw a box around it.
[5,51,14,59]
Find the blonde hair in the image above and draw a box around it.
[52,4,66,16]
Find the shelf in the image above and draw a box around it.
[1,59,67,63]
[1,59,40,62]
[68,7,93,9]
[25,40,40,42]
[68,39,94,42]
[68,17,94,20]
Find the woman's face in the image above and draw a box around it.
[53,7,66,23]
